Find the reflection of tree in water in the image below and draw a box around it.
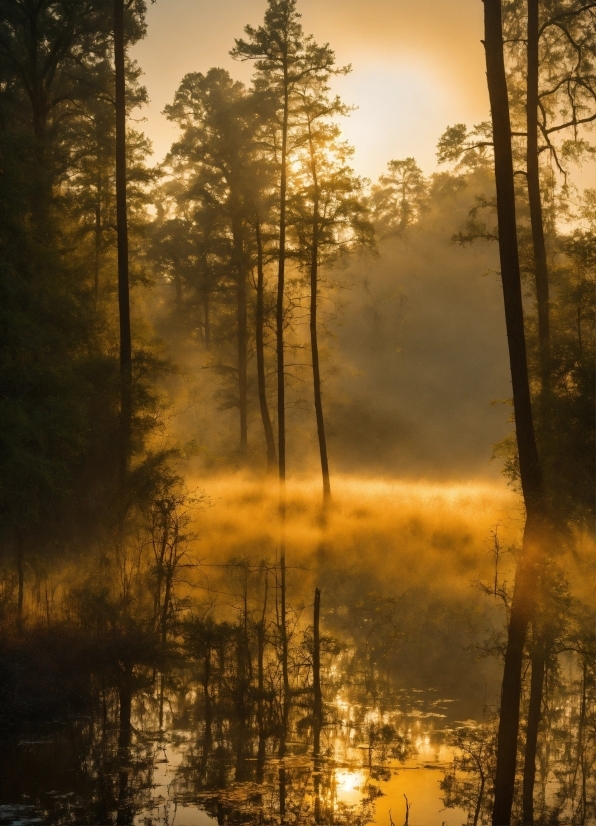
[167,699,385,826]
[440,649,596,826]
[0,718,156,825]
[440,724,496,826]
[1,645,593,826]
[171,759,377,826]
[0,545,592,826]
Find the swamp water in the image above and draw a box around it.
[1,476,591,825]
[0,684,470,826]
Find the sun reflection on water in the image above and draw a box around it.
[335,769,366,803]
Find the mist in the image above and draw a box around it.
[0,1,593,825]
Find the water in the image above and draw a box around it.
[0,685,469,826]
[1,476,592,825]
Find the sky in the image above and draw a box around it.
[132,0,491,181]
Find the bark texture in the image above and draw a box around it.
[483,1,547,822]
[523,645,546,824]
[255,216,277,471]
[277,79,288,488]
[308,135,331,505]
[313,587,323,757]
[232,212,248,454]
[526,0,551,399]
[114,0,132,483]
[278,67,290,756]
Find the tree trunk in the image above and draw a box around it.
[153,511,169,631]
[94,196,101,305]
[484,0,543,512]
[161,562,172,648]
[16,531,24,635]
[278,69,290,756]
[522,643,545,824]
[277,79,289,488]
[173,269,182,312]
[256,612,266,783]
[202,645,213,767]
[203,290,211,350]
[203,646,212,711]
[474,775,486,826]
[308,135,331,507]
[232,212,248,455]
[161,524,179,648]
[578,657,588,824]
[242,584,253,684]
[257,568,268,770]
[158,672,165,730]
[280,549,289,755]
[114,0,133,487]
[255,215,277,472]
[118,669,133,752]
[279,766,287,825]
[117,767,132,826]
[313,587,323,758]
[527,0,551,401]
[521,9,553,814]
[483,2,547,823]
[257,619,265,727]
[314,769,322,824]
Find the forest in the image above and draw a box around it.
[0,1,594,825]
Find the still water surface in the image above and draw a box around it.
[0,686,470,826]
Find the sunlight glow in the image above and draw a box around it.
[335,770,365,799]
